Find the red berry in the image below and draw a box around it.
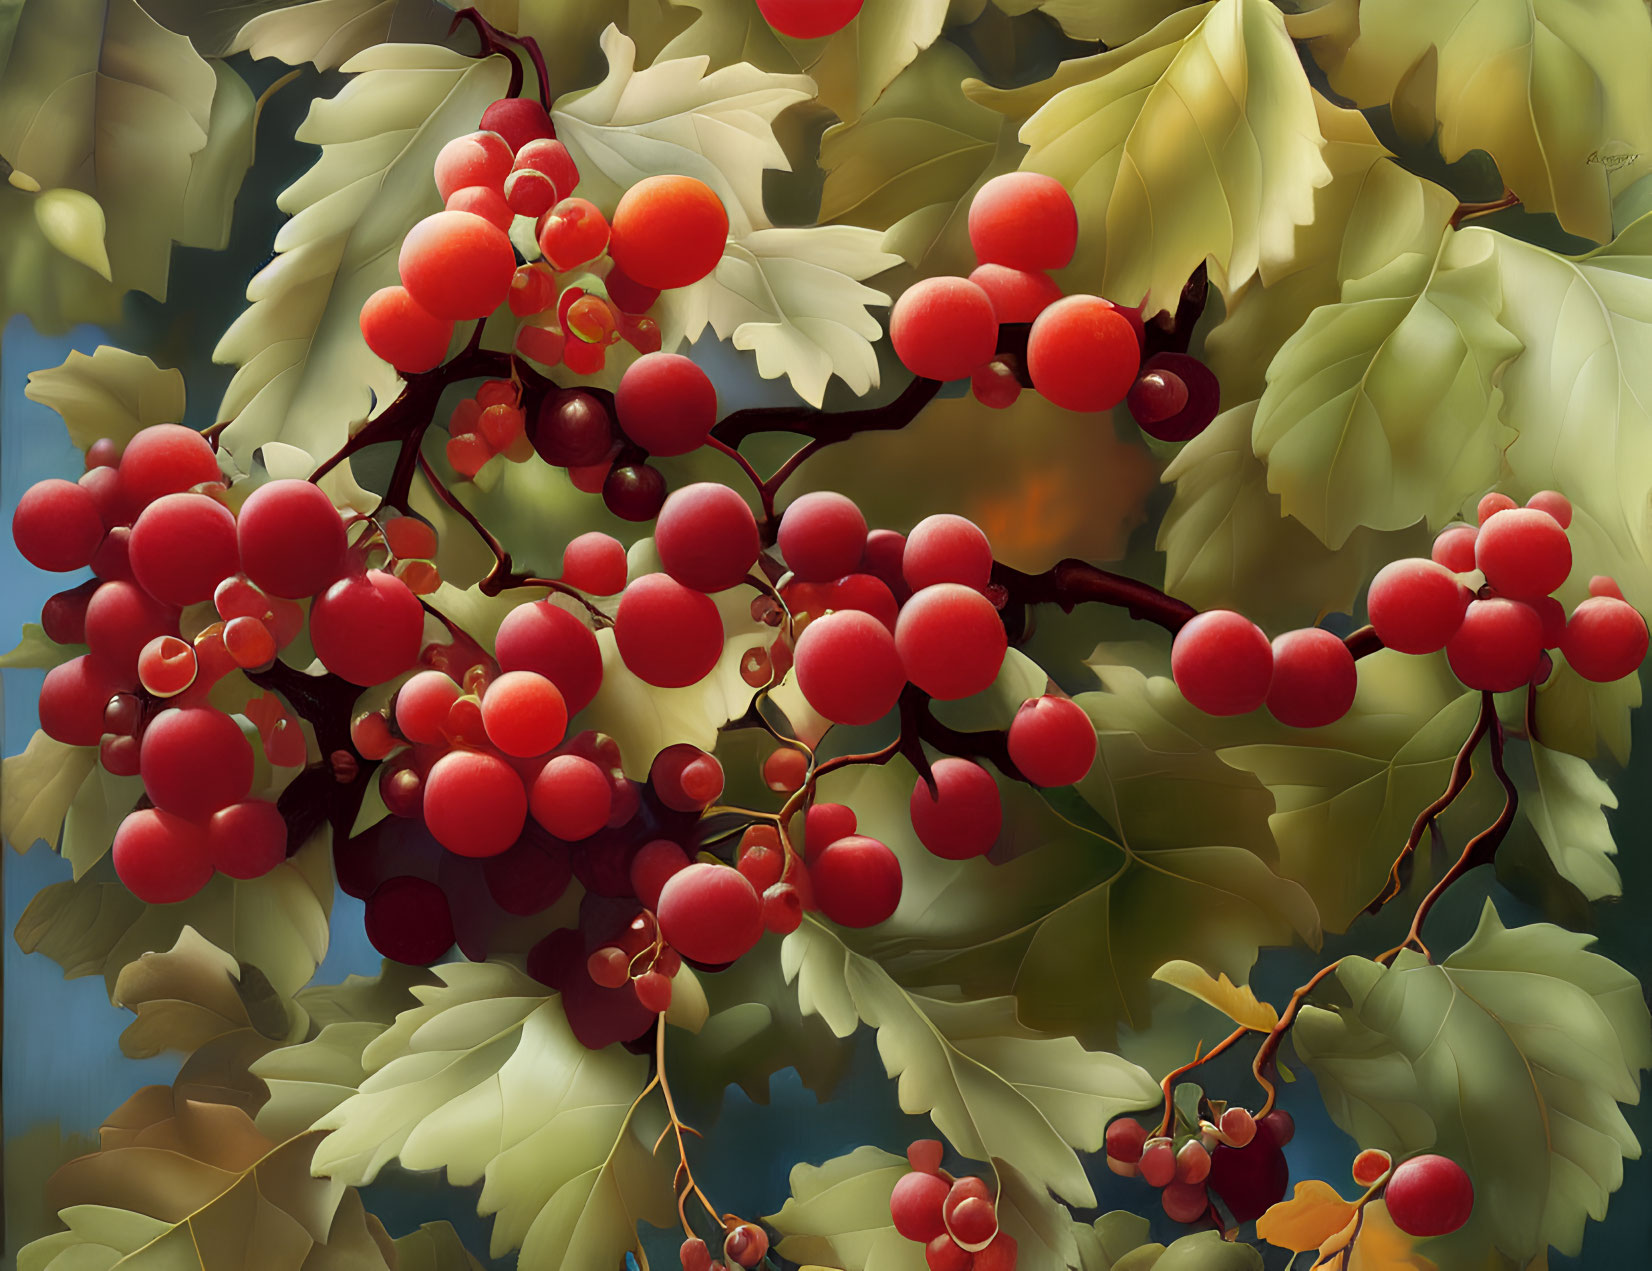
[890,277,999,382]
[1352,1148,1392,1186]
[1384,1154,1474,1238]
[755,0,864,38]
[1006,695,1095,785]
[1366,559,1469,655]
[1105,1117,1147,1165]
[925,1235,971,1271]
[909,758,1001,860]
[972,1232,1017,1271]
[1474,507,1571,599]
[1265,628,1357,728]
[811,835,901,929]
[907,1139,944,1175]
[1026,295,1139,412]
[609,176,728,290]
[890,1171,950,1242]
[1170,610,1273,716]
[1560,596,1649,682]
[1525,490,1573,528]
[1161,1181,1208,1224]
[1431,524,1478,573]
[657,863,763,965]
[1477,492,1517,523]
[1447,597,1545,692]
[969,172,1078,271]
[948,1195,997,1247]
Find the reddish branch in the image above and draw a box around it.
[1450,190,1521,228]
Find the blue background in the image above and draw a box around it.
[3,54,1649,1271]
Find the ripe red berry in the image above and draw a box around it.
[1352,1148,1392,1186]
[1026,295,1140,412]
[1105,1117,1147,1165]
[1431,524,1478,573]
[1006,695,1096,785]
[1265,628,1357,728]
[1139,1138,1176,1187]
[909,758,1001,860]
[972,1231,1017,1271]
[657,863,763,965]
[907,1139,944,1175]
[1525,490,1573,527]
[969,172,1078,271]
[1474,507,1572,599]
[1384,1154,1474,1238]
[1366,559,1469,655]
[1161,1181,1209,1224]
[1170,610,1273,716]
[948,1195,997,1247]
[924,1235,970,1271]
[890,1171,949,1242]
[609,176,728,290]
[812,836,902,929]
[1560,596,1649,682]
[890,277,999,382]
[1447,597,1545,692]
[1477,492,1517,523]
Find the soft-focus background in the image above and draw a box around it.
[3,52,1648,1270]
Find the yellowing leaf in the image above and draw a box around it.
[25,345,187,453]
[1312,1202,1437,1271]
[213,43,509,470]
[970,0,1332,312]
[1,732,96,855]
[654,223,900,406]
[32,188,111,279]
[307,963,676,1266]
[1289,0,1652,242]
[20,1091,392,1271]
[1151,961,1279,1032]
[392,1221,489,1271]
[1257,1181,1358,1253]
[1295,904,1652,1260]
[794,0,949,124]
[783,917,1162,1207]
[1157,403,1429,630]
[995,0,1195,46]
[1252,229,1520,548]
[0,625,80,671]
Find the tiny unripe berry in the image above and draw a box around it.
[1219,1107,1256,1147]
[723,1223,768,1268]
[1176,1139,1211,1185]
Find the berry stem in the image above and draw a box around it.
[1449,189,1521,228]
[450,6,526,98]
[1251,959,1346,1120]
[655,1023,722,1236]
[1154,1025,1250,1137]
[1362,692,1494,917]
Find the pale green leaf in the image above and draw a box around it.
[795,0,949,125]
[467,0,694,96]
[1072,1211,1152,1270]
[310,962,676,1264]
[782,918,1162,1206]
[1294,903,1652,1261]
[552,24,811,235]
[1520,741,1621,902]
[213,43,509,468]
[175,61,258,252]
[1252,229,1521,548]
[767,1148,1076,1271]
[25,346,187,455]
[0,0,223,300]
[2,731,97,855]
[970,0,1332,312]
[1215,650,1489,932]
[14,832,333,996]
[1157,403,1429,630]
[1288,0,1652,241]
[59,764,143,879]
[1479,216,1652,602]
[1529,659,1641,768]
[818,43,1012,276]
[33,188,111,279]
[1204,97,1458,403]
[0,625,81,671]
[993,0,1195,46]
[654,222,901,408]
[144,0,405,66]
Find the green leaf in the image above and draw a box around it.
[1072,1211,1151,1269]
[32,188,111,279]
[308,962,677,1265]
[766,1148,1077,1271]
[968,0,1332,313]
[1157,402,1430,630]
[213,43,510,469]
[1479,216,1652,605]
[670,934,854,1107]
[1518,741,1621,902]
[1215,650,1491,933]
[59,764,144,879]
[175,61,258,253]
[1251,228,1520,548]
[1294,902,1652,1261]
[1529,660,1641,768]
[0,0,241,302]
[783,917,1162,1207]
[1288,0,1652,242]
[818,42,1014,276]
[793,0,950,125]
[1203,97,1459,404]
[391,1222,488,1271]
[0,625,81,671]
[993,0,1195,47]
[25,346,188,454]
[2,731,97,855]
[14,832,333,997]
[112,926,303,1059]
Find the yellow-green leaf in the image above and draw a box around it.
[1157,402,1428,630]
[1151,961,1279,1032]
[793,0,949,125]
[213,43,509,470]
[25,346,187,454]
[1204,97,1458,403]
[970,0,1332,312]
[59,763,143,879]
[783,917,1162,1207]
[1252,229,1520,548]
[1288,0,1652,242]
[392,1222,489,1271]
[1519,741,1621,902]
[994,0,1196,47]
[1294,904,1652,1260]
[2,732,97,855]
[32,188,112,279]
[0,625,80,671]
[307,962,676,1266]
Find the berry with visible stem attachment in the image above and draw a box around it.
[1353,1148,1392,1186]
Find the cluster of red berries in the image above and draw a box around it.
[1106,1106,1297,1227]
[11,423,448,903]
[888,173,1219,442]
[1168,490,1648,723]
[889,1140,1018,1270]
[359,94,728,383]
[1369,490,1648,690]
[678,1221,769,1271]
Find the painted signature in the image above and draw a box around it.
[1588,148,1643,173]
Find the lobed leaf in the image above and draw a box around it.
[1150,961,1279,1033]
[1,732,97,856]
[25,346,188,455]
